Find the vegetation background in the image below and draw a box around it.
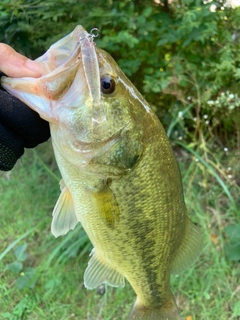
[0,0,239,319]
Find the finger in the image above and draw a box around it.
[0,43,43,78]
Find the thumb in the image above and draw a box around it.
[0,43,43,78]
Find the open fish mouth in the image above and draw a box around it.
[1,26,107,138]
[1,26,114,169]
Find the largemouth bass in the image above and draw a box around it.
[2,26,202,320]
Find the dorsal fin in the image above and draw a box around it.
[51,180,78,237]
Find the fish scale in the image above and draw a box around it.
[1,25,203,320]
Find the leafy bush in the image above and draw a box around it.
[1,0,240,141]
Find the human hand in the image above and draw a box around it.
[0,43,43,78]
[0,44,50,171]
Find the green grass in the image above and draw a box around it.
[0,141,239,320]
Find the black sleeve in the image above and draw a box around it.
[0,72,50,171]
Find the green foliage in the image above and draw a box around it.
[224,224,240,261]
[5,244,37,290]
[0,0,240,141]
[43,224,91,268]
[234,300,240,317]
[0,1,239,318]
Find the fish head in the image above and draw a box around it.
[1,26,147,170]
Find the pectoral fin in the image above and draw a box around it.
[51,180,78,237]
[89,181,120,229]
[84,249,125,289]
[170,216,203,274]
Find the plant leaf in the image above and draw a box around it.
[224,242,240,262]
[225,224,240,242]
[5,261,23,273]
[15,267,36,290]
[14,244,28,261]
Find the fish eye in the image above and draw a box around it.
[100,76,115,94]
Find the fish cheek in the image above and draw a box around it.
[92,133,144,173]
[124,154,141,170]
[114,137,143,172]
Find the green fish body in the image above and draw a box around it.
[2,26,202,320]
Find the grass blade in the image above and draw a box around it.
[177,141,236,206]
